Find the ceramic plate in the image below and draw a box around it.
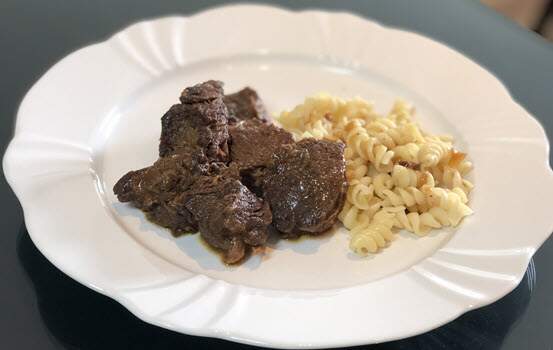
[4,4,553,348]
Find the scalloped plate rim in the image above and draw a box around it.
[4,4,553,349]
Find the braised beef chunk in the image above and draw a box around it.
[229,119,294,170]
[159,81,229,161]
[262,138,347,236]
[229,119,294,195]
[179,79,224,104]
[114,79,349,264]
[224,87,270,123]
[113,152,208,235]
[184,175,272,264]
[206,161,241,179]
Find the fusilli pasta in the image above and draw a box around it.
[391,164,418,188]
[345,123,394,171]
[277,94,474,256]
[392,142,420,163]
[418,137,452,167]
[349,208,396,255]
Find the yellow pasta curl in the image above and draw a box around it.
[344,124,394,171]
[392,143,420,163]
[393,209,447,236]
[349,208,397,255]
[277,94,474,256]
[418,137,452,167]
[347,177,375,210]
[391,164,418,188]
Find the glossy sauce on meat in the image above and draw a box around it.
[229,119,294,195]
[113,151,208,235]
[183,174,272,264]
[114,80,347,264]
[262,138,347,236]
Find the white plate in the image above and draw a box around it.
[4,4,553,349]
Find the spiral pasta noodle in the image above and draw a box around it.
[418,137,452,167]
[345,123,394,171]
[393,209,447,236]
[347,177,375,210]
[392,143,420,163]
[423,186,473,226]
[372,173,394,197]
[349,220,394,255]
[391,164,418,188]
[346,156,368,180]
[277,94,474,256]
[381,187,427,208]
[385,123,425,147]
[349,208,397,254]
[339,202,368,230]
[387,100,413,125]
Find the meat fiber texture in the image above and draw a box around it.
[262,139,347,236]
[114,80,347,263]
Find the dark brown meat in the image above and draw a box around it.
[229,119,294,195]
[159,80,229,161]
[180,79,224,104]
[224,87,270,124]
[229,119,294,169]
[182,174,272,264]
[262,138,347,236]
[113,152,209,235]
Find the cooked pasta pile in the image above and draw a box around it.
[278,94,474,255]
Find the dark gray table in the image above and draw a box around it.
[1,1,552,349]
